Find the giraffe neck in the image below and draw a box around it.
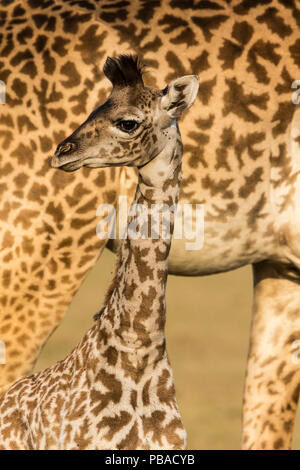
[98,122,182,356]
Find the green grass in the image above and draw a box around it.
[34,249,300,449]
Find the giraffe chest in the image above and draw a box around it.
[13,357,185,450]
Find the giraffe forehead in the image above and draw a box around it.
[81,87,160,128]
[77,90,162,136]
[110,86,161,111]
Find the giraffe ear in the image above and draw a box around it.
[161,75,199,119]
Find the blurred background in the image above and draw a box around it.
[34,250,300,449]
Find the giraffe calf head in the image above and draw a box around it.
[51,55,199,172]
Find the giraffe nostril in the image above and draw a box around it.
[55,141,76,157]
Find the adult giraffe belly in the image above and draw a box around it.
[168,222,267,277]
[109,199,275,276]
[169,154,276,276]
[116,103,277,277]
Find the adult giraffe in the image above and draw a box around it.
[0,0,300,449]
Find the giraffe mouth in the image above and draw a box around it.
[59,161,83,172]
[50,154,83,172]
[51,158,82,172]
[51,156,130,172]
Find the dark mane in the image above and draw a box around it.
[103,54,145,88]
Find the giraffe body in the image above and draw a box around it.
[0,324,183,450]
[0,55,198,450]
[1,0,300,449]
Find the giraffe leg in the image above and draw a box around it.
[242,261,300,450]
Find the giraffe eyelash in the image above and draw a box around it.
[116,120,140,133]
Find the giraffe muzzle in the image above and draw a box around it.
[50,156,83,172]
[51,140,82,171]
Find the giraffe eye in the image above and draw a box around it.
[117,120,139,133]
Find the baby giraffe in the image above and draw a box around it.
[0,55,198,450]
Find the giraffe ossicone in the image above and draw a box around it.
[0,55,198,450]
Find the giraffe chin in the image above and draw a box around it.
[58,159,117,171]
[57,161,83,172]
[54,159,118,172]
